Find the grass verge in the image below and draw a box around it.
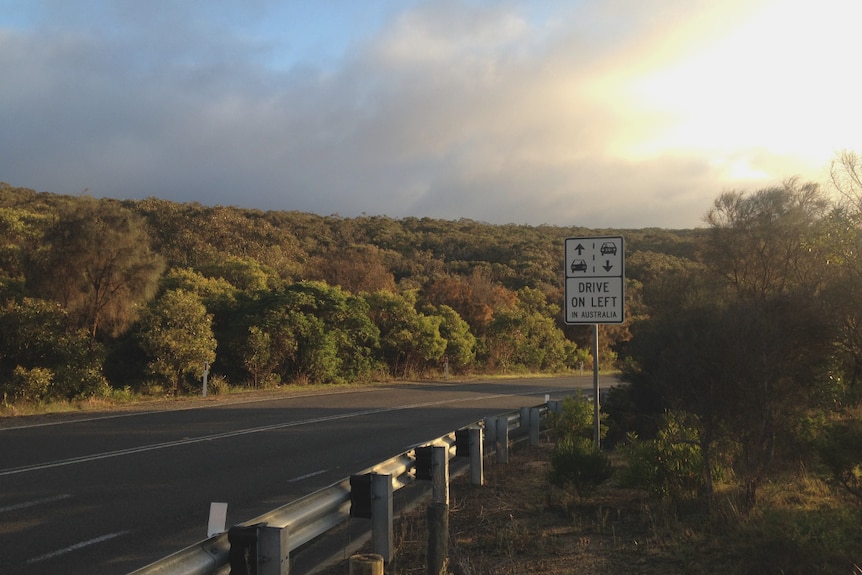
[319,442,862,575]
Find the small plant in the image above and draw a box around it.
[546,392,606,442]
[815,414,862,504]
[618,411,705,501]
[207,374,229,395]
[548,435,613,497]
[8,365,53,402]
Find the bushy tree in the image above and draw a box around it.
[26,199,164,338]
[138,289,216,395]
[0,297,108,401]
[433,304,476,373]
[624,182,837,508]
[485,287,574,372]
[248,282,379,385]
[363,289,446,378]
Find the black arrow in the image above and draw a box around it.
[603,261,613,272]
[575,243,585,255]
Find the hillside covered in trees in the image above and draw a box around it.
[0,180,698,399]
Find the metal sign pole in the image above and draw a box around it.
[592,323,600,448]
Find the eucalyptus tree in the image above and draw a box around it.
[249,281,380,385]
[0,298,108,401]
[702,178,830,301]
[485,287,574,372]
[138,289,216,395]
[624,181,837,508]
[27,198,164,339]
[363,289,446,378]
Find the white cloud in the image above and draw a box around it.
[0,0,857,228]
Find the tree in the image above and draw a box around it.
[307,245,396,294]
[0,297,108,401]
[432,304,476,373]
[243,326,275,387]
[702,179,829,301]
[247,281,380,385]
[624,182,837,508]
[829,149,862,213]
[138,289,216,395]
[363,289,446,378]
[423,270,516,336]
[485,287,574,372]
[27,198,164,338]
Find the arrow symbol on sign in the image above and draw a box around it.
[603,261,613,272]
[575,243,585,255]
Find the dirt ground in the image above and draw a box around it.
[317,442,703,575]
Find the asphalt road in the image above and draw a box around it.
[0,375,613,575]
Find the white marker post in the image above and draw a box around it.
[207,502,228,537]
[202,361,210,397]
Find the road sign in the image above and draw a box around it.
[564,236,625,324]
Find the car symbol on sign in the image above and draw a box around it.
[600,242,617,255]
[570,259,588,273]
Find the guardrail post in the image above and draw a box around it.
[530,407,541,446]
[428,446,449,575]
[495,416,509,464]
[371,473,393,563]
[469,427,484,486]
[259,526,289,575]
[483,416,496,450]
[227,524,288,575]
[519,407,529,433]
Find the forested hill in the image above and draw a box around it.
[0,181,700,399]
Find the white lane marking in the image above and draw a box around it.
[0,493,72,513]
[25,530,132,564]
[0,388,553,477]
[288,469,330,483]
[0,388,382,431]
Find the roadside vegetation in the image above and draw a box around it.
[329,395,860,574]
[2,151,862,568]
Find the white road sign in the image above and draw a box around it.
[565,236,625,324]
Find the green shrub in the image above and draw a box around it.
[207,374,229,395]
[547,392,605,442]
[619,411,704,500]
[548,435,612,497]
[8,365,53,402]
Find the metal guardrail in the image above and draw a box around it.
[129,405,547,575]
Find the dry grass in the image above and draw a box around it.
[318,442,862,575]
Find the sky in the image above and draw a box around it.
[1,0,860,229]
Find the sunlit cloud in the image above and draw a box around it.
[0,0,858,228]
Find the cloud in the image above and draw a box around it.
[0,0,854,228]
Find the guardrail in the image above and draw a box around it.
[129,401,558,575]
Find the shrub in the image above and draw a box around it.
[546,392,605,442]
[207,374,229,395]
[548,435,613,497]
[8,365,53,402]
[618,411,705,500]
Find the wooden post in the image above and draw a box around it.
[349,553,384,575]
[431,445,449,505]
[426,502,449,575]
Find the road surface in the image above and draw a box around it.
[0,375,615,574]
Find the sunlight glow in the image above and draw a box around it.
[618,0,862,181]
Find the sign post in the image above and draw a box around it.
[564,236,625,447]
